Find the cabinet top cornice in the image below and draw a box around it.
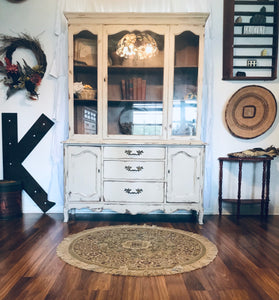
[64,12,209,25]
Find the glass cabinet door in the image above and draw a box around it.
[72,29,99,135]
[171,30,200,137]
[106,28,165,137]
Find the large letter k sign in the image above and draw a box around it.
[2,113,55,212]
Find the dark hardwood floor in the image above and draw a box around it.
[0,213,279,300]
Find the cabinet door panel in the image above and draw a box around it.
[167,147,202,203]
[104,25,168,138]
[68,25,102,137]
[167,26,204,140]
[66,146,101,201]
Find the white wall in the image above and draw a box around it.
[0,0,278,215]
[203,1,279,215]
[0,0,62,212]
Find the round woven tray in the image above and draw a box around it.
[225,85,277,139]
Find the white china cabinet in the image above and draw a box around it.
[63,13,208,224]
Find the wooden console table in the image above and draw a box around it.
[218,156,273,218]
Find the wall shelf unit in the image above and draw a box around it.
[223,0,278,80]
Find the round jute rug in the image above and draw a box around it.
[57,225,218,276]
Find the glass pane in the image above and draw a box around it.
[107,31,164,136]
[73,30,98,135]
[172,31,199,136]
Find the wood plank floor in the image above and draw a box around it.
[0,213,279,300]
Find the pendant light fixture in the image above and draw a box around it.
[116,32,158,60]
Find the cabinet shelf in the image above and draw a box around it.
[233,44,274,48]
[234,12,274,17]
[222,198,263,204]
[108,99,162,103]
[109,66,198,70]
[223,76,276,80]
[74,99,97,105]
[234,34,275,38]
[174,66,198,69]
[74,65,97,71]
[233,55,274,58]
[233,66,274,69]
[235,0,275,5]
[109,66,163,70]
[234,23,274,27]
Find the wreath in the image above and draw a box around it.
[0,34,47,100]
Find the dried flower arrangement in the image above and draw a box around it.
[0,34,47,100]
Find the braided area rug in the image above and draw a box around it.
[57,225,217,276]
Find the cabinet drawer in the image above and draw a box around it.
[104,181,164,203]
[103,161,165,180]
[103,146,165,159]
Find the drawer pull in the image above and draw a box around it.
[124,188,143,195]
[125,150,144,156]
[125,166,144,172]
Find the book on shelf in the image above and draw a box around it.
[129,79,133,100]
[125,79,129,99]
[121,79,126,100]
[142,80,146,100]
[133,77,137,100]
[137,77,142,100]
[120,77,147,100]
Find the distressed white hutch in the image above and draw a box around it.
[63,13,208,223]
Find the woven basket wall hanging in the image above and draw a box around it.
[225,85,277,139]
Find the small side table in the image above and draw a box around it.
[218,156,273,218]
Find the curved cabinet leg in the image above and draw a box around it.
[63,207,69,222]
[198,210,204,225]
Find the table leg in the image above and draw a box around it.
[218,160,223,216]
[237,161,243,218]
[261,161,267,217]
[265,160,271,217]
